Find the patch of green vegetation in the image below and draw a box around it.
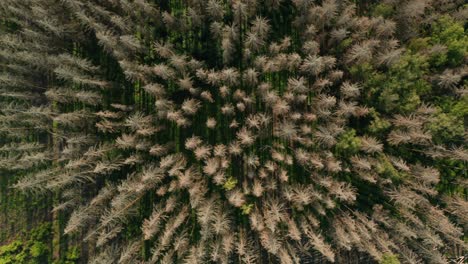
[376,155,403,181]
[379,253,400,264]
[223,176,238,191]
[430,15,467,67]
[240,203,254,215]
[368,110,392,134]
[428,96,467,144]
[52,246,80,264]
[372,3,395,18]
[335,129,361,156]
[0,223,51,264]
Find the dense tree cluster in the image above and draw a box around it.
[0,0,466,263]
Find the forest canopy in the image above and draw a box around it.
[0,0,467,263]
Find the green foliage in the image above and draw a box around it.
[429,104,465,143]
[240,203,254,215]
[60,246,81,264]
[436,159,466,194]
[223,176,238,191]
[29,223,51,241]
[51,246,80,264]
[337,38,353,53]
[430,16,467,67]
[0,224,51,264]
[29,242,47,258]
[408,37,430,53]
[428,96,467,144]
[349,62,374,81]
[365,52,430,113]
[372,3,395,18]
[368,110,391,134]
[335,129,361,156]
[408,16,467,68]
[379,253,400,264]
[65,247,79,261]
[376,156,402,181]
[0,241,23,256]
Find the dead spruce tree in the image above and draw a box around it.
[0,0,466,263]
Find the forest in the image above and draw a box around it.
[0,0,466,263]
